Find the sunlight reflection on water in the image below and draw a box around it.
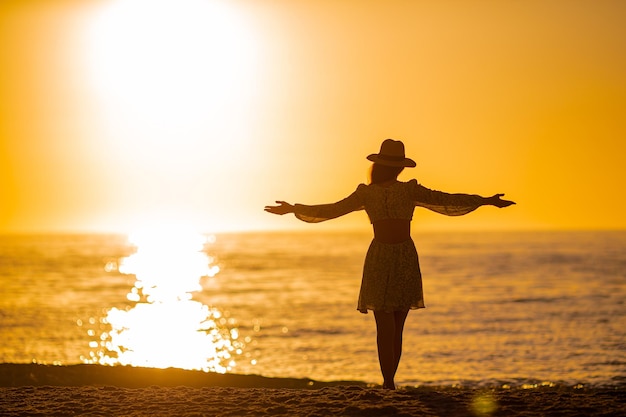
[83,227,244,373]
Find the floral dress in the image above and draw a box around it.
[292,179,485,313]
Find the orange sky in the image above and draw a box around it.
[1,0,625,233]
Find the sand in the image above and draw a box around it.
[1,364,624,416]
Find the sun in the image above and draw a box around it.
[85,0,259,148]
[82,0,262,222]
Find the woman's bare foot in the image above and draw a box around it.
[382,381,396,390]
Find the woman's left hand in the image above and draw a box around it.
[486,194,515,208]
[264,201,295,215]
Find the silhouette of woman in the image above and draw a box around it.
[265,139,514,389]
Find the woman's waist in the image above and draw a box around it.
[372,219,411,243]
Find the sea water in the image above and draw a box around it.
[0,230,624,388]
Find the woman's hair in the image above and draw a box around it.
[369,163,404,184]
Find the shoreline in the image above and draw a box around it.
[1,364,625,416]
[0,363,365,389]
[2,363,623,390]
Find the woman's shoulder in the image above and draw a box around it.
[354,180,418,194]
[400,179,419,188]
[353,183,369,197]
[357,179,418,188]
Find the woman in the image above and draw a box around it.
[264,139,514,389]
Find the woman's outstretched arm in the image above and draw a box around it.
[265,187,365,223]
[412,180,515,216]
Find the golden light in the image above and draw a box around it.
[470,391,498,417]
[121,226,218,303]
[85,226,244,373]
[84,0,260,162]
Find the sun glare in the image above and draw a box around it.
[85,0,259,142]
[79,0,266,233]
[121,226,218,303]
[84,226,244,372]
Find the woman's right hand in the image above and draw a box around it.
[264,201,295,215]
[486,194,516,208]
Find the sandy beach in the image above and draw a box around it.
[0,364,624,417]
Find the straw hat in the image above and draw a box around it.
[367,139,416,167]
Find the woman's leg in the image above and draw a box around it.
[374,310,410,389]
[374,310,408,389]
[392,310,409,379]
[373,311,395,389]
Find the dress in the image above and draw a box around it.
[293,179,485,313]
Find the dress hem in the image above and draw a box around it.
[357,305,426,314]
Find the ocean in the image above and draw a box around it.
[1,230,624,388]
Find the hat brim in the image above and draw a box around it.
[367,154,416,168]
